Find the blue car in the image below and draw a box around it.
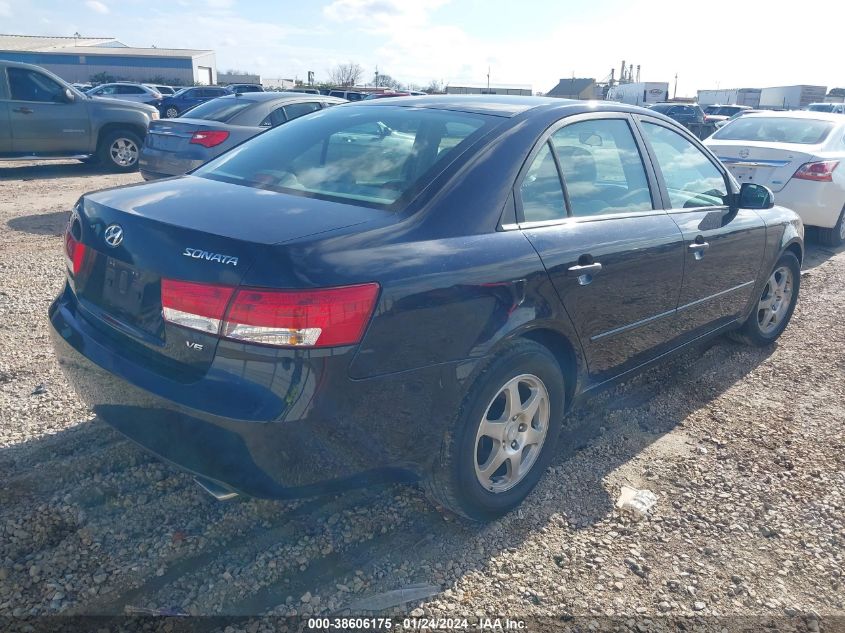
[50,96,803,520]
[159,85,230,118]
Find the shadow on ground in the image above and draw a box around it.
[0,333,774,618]
[0,161,113,182]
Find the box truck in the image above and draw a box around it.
[606,82,669,106]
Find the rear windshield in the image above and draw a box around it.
[807,104,834,112]
[195,106,495,208]
[180,98,253,122]
[650,104,672,112]
[716,106,743,116]
[713,117,833,144]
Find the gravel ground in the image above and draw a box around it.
[0,161,843,630]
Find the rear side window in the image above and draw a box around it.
[520,142,566,222]
[117,85,145,95]
[8,68,64,102]
[713,117,833,144]
[283,102,321,121]
[551,119,653,216]
[181,98,252,122]
[196,106,493,207]
[642,122,727,208]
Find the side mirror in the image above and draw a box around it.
[64,87,75,102]
[737,182,774,210]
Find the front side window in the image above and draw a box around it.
[642,122,728,208]
[196,106,493,207]
[8,68,65,102]
[551,119,653,217]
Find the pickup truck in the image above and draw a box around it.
[0,60,159,171]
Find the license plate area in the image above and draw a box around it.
[99,257,162,336]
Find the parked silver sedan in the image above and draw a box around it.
[138,93,346,180]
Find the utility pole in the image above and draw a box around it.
[674,73,678,99]
[374,66,379,88]
[486,66,490,93]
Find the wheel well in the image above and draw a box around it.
[96,123,146,150]
[785,242,803,265]
[519,328,578,411]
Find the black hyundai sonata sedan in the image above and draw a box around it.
[50,96,803,520]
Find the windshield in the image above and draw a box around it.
[179,98,253,122]
[808,103,834,112]
[716,106,743,116]
[713,117,834,144]
[172,87,189,97]
[195,106,495,208]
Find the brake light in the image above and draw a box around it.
[64,231,87,276]
[223,284,380,347]
[161,279,235,334]
[189,130,230,148]
[792,160,839,182]
[160,280,379,348]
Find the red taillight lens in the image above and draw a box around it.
[189,130,230,148]
[223,283,380,347]
[159,280,380,348]
[792,160,839,182]
[161,279,235,334]
[64,231,87,276]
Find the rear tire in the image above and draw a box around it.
[729,252,800,346]
[97,129,141,172]
[425,340,564,521]
[164,106,179,118]
[817,205,845,247]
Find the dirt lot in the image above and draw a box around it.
[1,161,843,629]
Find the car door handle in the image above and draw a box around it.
[568,262,603,274]
[13,107,33,114]
[688,242,710,251]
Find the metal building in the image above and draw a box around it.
[0,34,217,85]
[445,83,532,96]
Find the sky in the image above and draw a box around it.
[0,0,842,96]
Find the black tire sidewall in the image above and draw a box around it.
[743,252,801,344]
[448,341,564,520]
[99,130,141,172]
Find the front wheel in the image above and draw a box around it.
[97,130,142,172]
[164,106,179,118]
[730,251,800,346]
[425,340,564,521]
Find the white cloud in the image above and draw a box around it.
[85,0,109,14]
[0,1,11,18]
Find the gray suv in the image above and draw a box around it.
[0,61,159,171]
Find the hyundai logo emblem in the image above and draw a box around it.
[104,224,124,248]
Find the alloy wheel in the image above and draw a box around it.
[109,138,138,168]
[474,373,550,493]
[165,107,179,118]
[757,265,794,334]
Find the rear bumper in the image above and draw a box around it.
[49,284,473,499]
[774,180,845,229]
[138,146,205,179]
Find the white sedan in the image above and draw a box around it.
[705,111,845,245]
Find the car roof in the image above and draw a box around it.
[349,94,674,119]
[741,110,845,122]
[212,92,347,104]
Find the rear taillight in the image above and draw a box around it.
[792,160,839,182]
[161,279,235,335]
[161,280,379,348]
[189,130,230,148]
[64,230,87,276]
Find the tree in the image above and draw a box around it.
[328,62,363,87]
[375,73,402,90]
[425,79,444,94]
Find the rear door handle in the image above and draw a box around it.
[13,107,33,114]
[568,262,603,274]
[688,242,710,251]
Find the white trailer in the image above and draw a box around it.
[697,88,761,107]
[606,82,669,106]
[759,85,828,110]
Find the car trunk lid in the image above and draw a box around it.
[709,141,820,192]
[68,177,381,375]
